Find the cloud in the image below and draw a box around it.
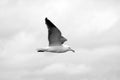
[2,31,37,53]
[41,63,91,75]
[0,44,120,80]
[0,0,8,6]
[0,0,120,80]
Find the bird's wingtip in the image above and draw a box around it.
[45,17,48,20]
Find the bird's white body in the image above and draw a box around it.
[45,45,70,53]
[38,45,74,53]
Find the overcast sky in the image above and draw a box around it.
[0,0,120,80]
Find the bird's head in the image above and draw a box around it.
[68,47,75,53]
[63,45,75,53]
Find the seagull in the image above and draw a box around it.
[37,18,75,53]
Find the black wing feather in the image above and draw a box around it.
[45,18,67,46]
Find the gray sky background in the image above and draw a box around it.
[0,0,120,80]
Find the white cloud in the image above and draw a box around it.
[0,0,8,6]
[2,32,37,53]
[0,44,120,80]
[0,0,120,80]
[44,0,70,18]
[86,10,118,34]
[41,63,91,75]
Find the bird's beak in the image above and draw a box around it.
[72,49,75,53]
[70,48,75,53]
[69,47,75,53]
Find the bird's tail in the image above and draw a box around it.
[37,50,45,52]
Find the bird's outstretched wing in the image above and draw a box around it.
[45,18,67,46]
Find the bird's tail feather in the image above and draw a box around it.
[37,50,45,52]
